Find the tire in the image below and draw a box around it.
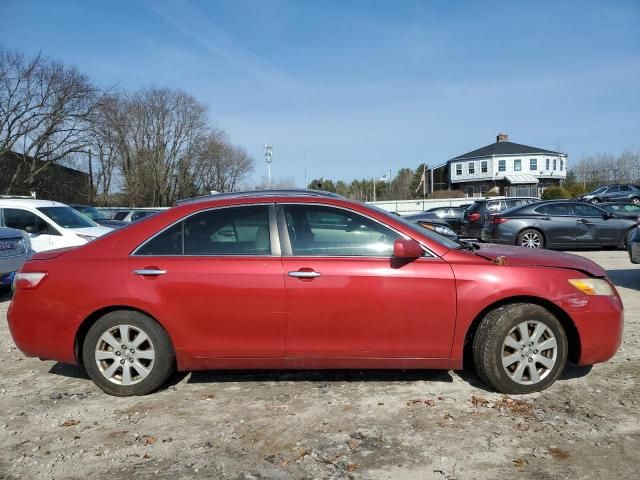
[517,229,545,248]
[589,198,600,204]
[472,303,568,394]
[631,197,640,205]
[624,228,635,249]
[82,311,175,396]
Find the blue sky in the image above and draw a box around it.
[1,0,639,186]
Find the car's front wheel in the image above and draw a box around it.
[517,229,544,248]
[82,311,175,396]
[472,303,568,394]
[630,197,640,205]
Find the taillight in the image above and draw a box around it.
[13,272,47,290]
[490,217,509,225]
[468,213,481,222]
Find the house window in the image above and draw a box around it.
[560,159,564,171]
[553,159,557,170]
[498,160,506,172]
[481,161,488,173]
[530,158,537,170]
[546,158,550,170]
[468,162,475,174]
[455,163,462,176]
[514,159,522,171]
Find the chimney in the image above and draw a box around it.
[497,133,509,143]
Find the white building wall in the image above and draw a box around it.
[451,153,567,183]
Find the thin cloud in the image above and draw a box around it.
[141,0,308,95]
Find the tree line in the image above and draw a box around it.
[0,46,253,206]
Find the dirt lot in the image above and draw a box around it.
[1,250,638,480]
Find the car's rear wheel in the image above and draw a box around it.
[517,229,544,248]
[472,303,568,394]
[589,198,600,204]
[631,197,640,205]
[82,311,175,396]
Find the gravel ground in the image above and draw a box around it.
[1,250,638,479]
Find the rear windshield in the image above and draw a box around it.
[38,206,97,229]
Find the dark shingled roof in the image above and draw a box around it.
[450,141,564,161]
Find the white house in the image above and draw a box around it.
[434,134,567,198]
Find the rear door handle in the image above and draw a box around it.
[288,270,322,278]
[133,269,167,276]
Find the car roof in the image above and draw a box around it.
[175,189,344,206]
[0,198,68,208]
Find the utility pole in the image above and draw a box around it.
[304,150,308,189]
[87,149,93,204]
[264,145,273,188]
[373,168,376,202]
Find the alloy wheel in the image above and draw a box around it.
[520,232,542,248]
[94,324,156,386]
[501,320,558,385]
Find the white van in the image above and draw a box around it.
[0,198,112,252]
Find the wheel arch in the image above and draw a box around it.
[463,296,581,366]
[74,306,170,366]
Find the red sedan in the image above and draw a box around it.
[8,191,623,396]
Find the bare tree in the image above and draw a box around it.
[193,129,254,193]
[104,87,208,206]
[0,47,99,194]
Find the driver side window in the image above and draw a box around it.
[3,208,53,235]
[283,205,400,257]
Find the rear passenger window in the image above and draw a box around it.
[136,205,271,256]
[543,204,571,216]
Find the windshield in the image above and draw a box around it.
[591,186,608,194]
[38,206,98,229]
[77,206,110,220]
[367,205,461,249]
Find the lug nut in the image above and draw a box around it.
[534,349,538,354]
[115,351,121,356]
[129,358,134,362]
[120,359,125,365]
[121,344,126,349]
[528,358,533,362]
[130,349,135,354]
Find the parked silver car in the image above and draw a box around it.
[0,227,32,288]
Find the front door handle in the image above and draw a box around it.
[288,270,322,278]
[578,218,589,224]
[133,269,167,276]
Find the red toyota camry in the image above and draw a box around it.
[8,191,623,396]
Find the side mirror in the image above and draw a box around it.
[393,238,423,259]
[604,211,613,219]
[24,225,37,234]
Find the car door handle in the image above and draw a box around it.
[288,270,322,278]
[577,218,589,224]
[133,269,167,276]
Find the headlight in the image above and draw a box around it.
[568,278,614,296]
[76,234,97,243]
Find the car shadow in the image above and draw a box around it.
[0,288,12,303]
[48,362,89,379]
[187,369,454,385]
[458,363,593,393]
[606,268,640,291]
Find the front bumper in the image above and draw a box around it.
[560,293,624,366]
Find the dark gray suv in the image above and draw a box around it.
[461,197,539,239]
[578,184,640,204]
